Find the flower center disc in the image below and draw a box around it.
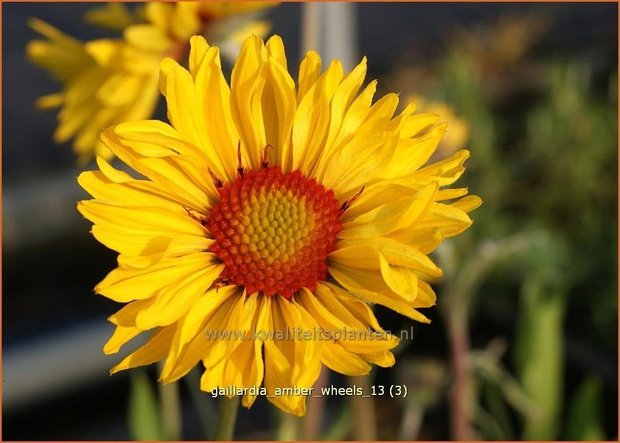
[207,167,341,298]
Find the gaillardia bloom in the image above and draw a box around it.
[27,2,273,163]
[78,35,481,416]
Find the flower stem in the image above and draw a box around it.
[157,362,182,440]
[302,366,328,439]
[277,411,300,441]
[348,375,377,440]
[184,369,217,439]
[448,311,473,440]
[213,395,240,440]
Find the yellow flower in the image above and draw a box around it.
[27,2,274,163]
[78,35,481,416]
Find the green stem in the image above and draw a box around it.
[447,311,473,440]
[399,403,424,440]
[277,411,300,441]
[213,395,240,440]
[157,362,182,440]
[184,369,217,439]
[348,375,377,440]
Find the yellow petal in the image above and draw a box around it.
[78,170,192,214]
[264,297,322,416]
[170,3,202,41]
[334,237,443,279]
[28,17,82,48]
[78,201,206,250]
[91,225,211,259]
[320,283,385,332]
[95,253,216,303]
[416,149,471,186]
[124,24,171,53]
[436,187,469,201]
[201,292,256,369]
[328,80,377,152]
[35,93,63,109]
[321,342,371,376]
[361,350,396,367]
[110,325,176,374]
[296,50,321,103]
[330,246,420,302]
[321,131,398,197]
[384,123,446,178]
[190,39,240,182]
[339,183,437,239]
[103,325,141,355]
[135,263,225,329]
[416,280,438,308]
[328,265,431,323]
[410,200,475,238]
[144,3,173,33]
[182,287,240,349]
[113,120,208,160]
[84,39,120,68]
[294,60,344,173]
[188,35,211,79]
[358,92,399,134]
[399,112,440,138]
[230,35,268,169]
[163,291,256,383]
[263,42,296,171]
[314,283,366,330]
[266,35,288,68]
[101,129,219,209]
[199,296,265,406]
[313,57,367,177]
[85,3,136,31]
[452,194,483,213]
[108,299,154,327]
[162,60,238,181]
[297,288,397,354]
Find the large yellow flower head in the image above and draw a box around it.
[78,35,481,416]
[27,2,273,163]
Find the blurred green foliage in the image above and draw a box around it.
[565,376,606,440]
[513,279,565,439]
[128,370,165,440]
[392,13,616,440]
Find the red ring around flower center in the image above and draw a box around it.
[206,167,341,298]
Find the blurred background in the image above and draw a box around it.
[3,2,617,440]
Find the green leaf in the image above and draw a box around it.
[128,370,164,441]
[565,377,606,440]
[513,278,565,440]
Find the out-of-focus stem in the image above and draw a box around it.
[301,3,358,70]
[158,362,182,440]
[302,367,328,439]
[438,235,538,440]
[277,411,300,441]
[448,311,473,440]
[213,396,239,440]
[399,403,424,440]
[348,375,377,440]
[185,368,217,439]
[301,3,320,54]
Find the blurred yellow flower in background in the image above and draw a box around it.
[77,34,480,416]
[27,2,274,163]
